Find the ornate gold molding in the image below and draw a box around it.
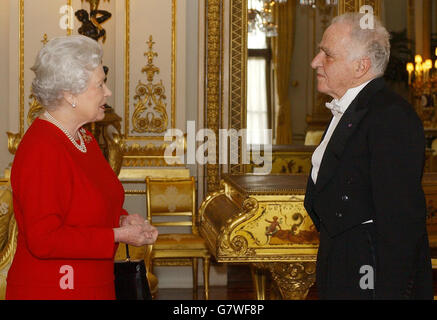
[124,0,131,139]
[7,0,25,155]
[27,95,44,126]
[19,0,24,137]
[121,142,184,167]
[203,0,247,187]
[132,36,169,134]
[67,0,72,36]
[407,0,414,48]
[217,197,259,258]
[229,0,247,175]
[6,133,20,156]
[337,0,381,16]
[205,0,223,193]
[124,0,176,141]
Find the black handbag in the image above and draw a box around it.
[114,244,153,300]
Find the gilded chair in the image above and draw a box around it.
[146,177,211,299]
[116,168,190,297]
[0,179,17,300]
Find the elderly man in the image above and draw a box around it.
[304,13,433,299]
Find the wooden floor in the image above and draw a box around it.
[154,264,437,300]
[154,264,317,300]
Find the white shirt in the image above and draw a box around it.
[311,80,373,225]
[311,80,372,184]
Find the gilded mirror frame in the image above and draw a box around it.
[338,0,381,16]
[203,0,382,193]
[204,0,248,193]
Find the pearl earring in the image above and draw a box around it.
[71,102,77,108]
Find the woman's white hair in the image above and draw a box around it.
[332,13,390,76]
[31,35,103,110]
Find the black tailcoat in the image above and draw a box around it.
[304,77,433,299]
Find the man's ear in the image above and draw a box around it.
[355,57,371,77]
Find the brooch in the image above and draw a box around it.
[80,128,93,144]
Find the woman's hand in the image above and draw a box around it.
[143,221,158,244]
[119,213,146,227]
[115,214,158,246]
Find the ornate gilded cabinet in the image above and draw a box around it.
[199,174,319,299]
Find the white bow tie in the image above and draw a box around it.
[325,100,343,117]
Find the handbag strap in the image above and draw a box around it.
[125,243,131,262]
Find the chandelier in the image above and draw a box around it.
[248,0,288,37]
[406,49,437,128]
[406,51,437,86]
[299,0,338,8]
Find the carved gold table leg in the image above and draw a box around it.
[250,264,267,300]
[267,262,316,300]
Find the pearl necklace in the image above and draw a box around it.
[43,111,87,153]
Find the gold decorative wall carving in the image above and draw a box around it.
[120,0,182,168]
[124,0,176,141]
[27,95,44,126]
[205,0,224,193]
[132,36,169,134]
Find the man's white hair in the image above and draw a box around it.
[332,13,390,76]
[31,35,103,110]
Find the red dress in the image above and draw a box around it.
[6,118,127,300]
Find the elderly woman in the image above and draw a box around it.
[6,35,158,300]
